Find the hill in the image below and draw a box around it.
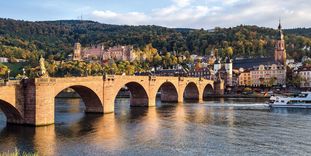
[0,18,311,61]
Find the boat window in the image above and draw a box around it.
[299,94,308,98]
[281,100,285,103]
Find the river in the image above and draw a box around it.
[1,97,311,155]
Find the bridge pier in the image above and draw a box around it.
[178,96,183,103]
[103,99,114,114]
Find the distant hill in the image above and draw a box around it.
[0,18,311,61]
[285,28,311,38]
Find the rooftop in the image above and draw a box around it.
[233,57,275,69]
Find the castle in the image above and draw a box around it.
[72,43,136,62]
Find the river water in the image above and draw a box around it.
[1,98,311,155]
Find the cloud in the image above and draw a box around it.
[91,10,148,25]
[89,0,311,29]
[172,0,192,7]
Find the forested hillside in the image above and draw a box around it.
[0,18,311,61]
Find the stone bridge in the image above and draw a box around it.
[0,75,222,126]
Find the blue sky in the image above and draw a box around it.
[1,0,310,29]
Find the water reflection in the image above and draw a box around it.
[1,98,311,155]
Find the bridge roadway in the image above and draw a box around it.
[0,75,218,126]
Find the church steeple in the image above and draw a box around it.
[274,19,286,65]
[277,19,284,40]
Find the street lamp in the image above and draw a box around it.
[22,68,26,78]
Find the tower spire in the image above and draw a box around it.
[278,18,282,30]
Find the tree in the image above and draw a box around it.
[268,77,277,87]
[226,47,234,58]
[0,63,8,78]
[126,64,135,75]
[47,61,57,76]
[290,74,304,88]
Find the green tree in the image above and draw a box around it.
[226,47,234,57]
[0,63,8,78]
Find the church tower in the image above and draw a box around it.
[274,20,286,65]
[73,42,82,61]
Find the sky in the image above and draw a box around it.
[1,0,311,29]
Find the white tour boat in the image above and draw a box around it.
[268,92,311,108]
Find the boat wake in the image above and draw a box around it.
[202,103,270,110]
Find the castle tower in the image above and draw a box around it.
[225,57,233,86]
[274,20,286,65]
[213,58,221,74]
[73,42,82,61]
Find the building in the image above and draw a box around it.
[0,57,9,63]
[82,44,104,60]
[213,57,233,87]
[154,68,188,77]
[213,58,222,73]
[102,45,135,62]
[302,56,311,63]
[238,70,251,86]
[232,69,240,87]
[288,61,303,71]
[274,20,287,65]
[225,57,233,86]
[188,67,214,80]
[72,42,136,62]
[233,57,275,69]
[298,66,311,88]
[250,64,286,86]
[73,43,82,61]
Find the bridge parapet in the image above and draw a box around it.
[35,78,56,85]
[0,80,21,86]
[103,75,115,81]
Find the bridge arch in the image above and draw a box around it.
[203,84,214,99]
[55,85,103,113]
[114,82,149,107]
[0,100,23,124]
[156,81,179,103]
[183,82,199,101]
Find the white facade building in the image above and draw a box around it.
[250,64,286,86]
